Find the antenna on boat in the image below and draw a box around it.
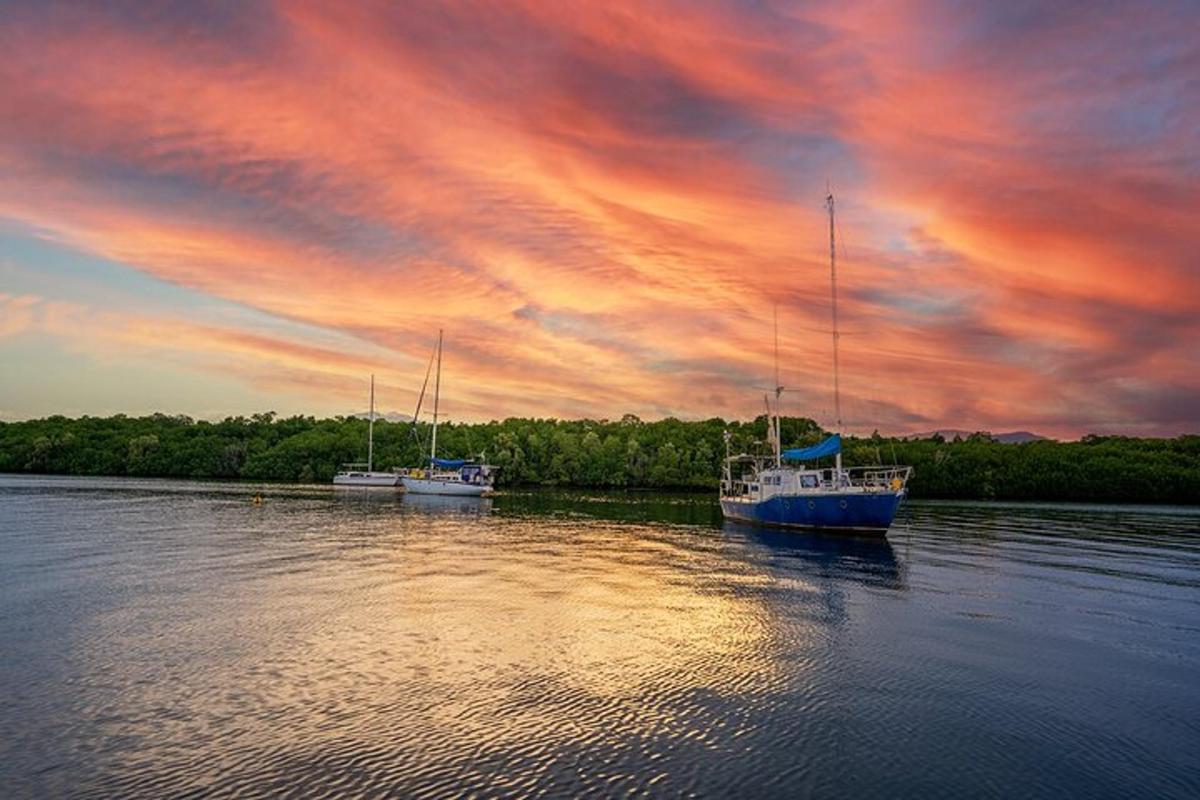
[827,190,843,476]
[773,303,781,395]
[368,373,375,472]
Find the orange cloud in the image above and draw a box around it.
[0,0,1196,436]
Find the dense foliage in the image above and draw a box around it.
[1,413,1197,503]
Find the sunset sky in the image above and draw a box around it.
[1,1,1197,438]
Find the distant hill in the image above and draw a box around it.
[994,431,1049,444]
[904,429,1049,443]
[349,411,412,423]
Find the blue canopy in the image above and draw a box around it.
[431,457,467,468]
[782,434,841,462]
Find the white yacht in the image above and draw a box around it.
[333,374,401,487]
[399,331,496,496]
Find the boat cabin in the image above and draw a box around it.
[405,459,497,487]
[722,458,909,503]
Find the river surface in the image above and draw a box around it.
[1,475,1198,798]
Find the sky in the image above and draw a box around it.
[1,0,1197,438]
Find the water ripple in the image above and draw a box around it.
[1,477,1198,798]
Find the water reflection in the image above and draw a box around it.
[402,492,494,516]
[727,522,905,591]
[3,478,1199,798]
[0,483,792,796]
[493,489,721,528]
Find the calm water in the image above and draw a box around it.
[2,476,1198,798]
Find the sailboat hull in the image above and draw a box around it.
[333,472,401,487]
[720,490,905,534]
[400,476,491,496]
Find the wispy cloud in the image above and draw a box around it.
[0,0,1196,435]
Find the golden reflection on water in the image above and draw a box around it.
[68,494,819,794]
[9,478,1199,798]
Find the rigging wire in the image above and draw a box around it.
[405,338,439,449]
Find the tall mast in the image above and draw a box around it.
[772,303,782,467]
[429,329,443,470]
[368,373,375,472]
[827,191,843,475]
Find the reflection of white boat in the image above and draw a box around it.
[399,330,496,496]
[402,491,493,515]
[334,374,401,487]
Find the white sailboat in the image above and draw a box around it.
[400,330,496,496]
[333,374,401,487]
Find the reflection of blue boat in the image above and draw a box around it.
[725,520,902,588]
[719,193,911,536]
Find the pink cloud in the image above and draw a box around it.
[0,0,1196,436]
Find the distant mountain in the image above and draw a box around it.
[349,411,412,423]
[903,429,1049,443]
[994,431,1049,444]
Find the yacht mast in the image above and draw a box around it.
[827,192,843,475]
[368,373,375,472]
[772,304,782,467]
[429,329,443,470]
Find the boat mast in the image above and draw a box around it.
[827,191,843,475]
[368,373,375,472]
[429,329,443,471]
[772,304,782,467]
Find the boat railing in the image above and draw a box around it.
[721,463,912,495]
[837,465,912,491]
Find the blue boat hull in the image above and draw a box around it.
[720,491,905,534]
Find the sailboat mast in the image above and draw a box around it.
[773,304,782,467]
[368,373,375,472]
[827,192,843,474]
[429,329,443,470]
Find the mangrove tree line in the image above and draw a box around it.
[1,413,1197,504]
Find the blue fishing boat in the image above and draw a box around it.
[719,193,911,534]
